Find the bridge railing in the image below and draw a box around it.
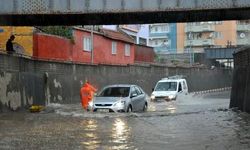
[1,0,250,14]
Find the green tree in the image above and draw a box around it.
[38,26,73,40]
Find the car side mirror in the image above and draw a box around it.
[152,88,154,92]
[131,93,137,98]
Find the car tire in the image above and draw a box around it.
[127,105,132,113]
[143,103,148,112]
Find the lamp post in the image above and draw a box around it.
[188,24,192,65]
[189,40,192,65]
[91,25,94,64]
[188,23,194,65]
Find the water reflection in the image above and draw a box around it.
[166,104,176,113]
[148,101,176,113]
[148,102,156,112]
[111,118,131,150]
[80,119,101,150]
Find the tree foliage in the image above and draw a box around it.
[38,26,73,39]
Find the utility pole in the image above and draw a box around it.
[189,41,192,65]
[188,23,192,65]
[91,25,94,64]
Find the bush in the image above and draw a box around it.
[38,26,73,40]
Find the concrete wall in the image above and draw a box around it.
[0,54,232,111]
[230,47,250,112]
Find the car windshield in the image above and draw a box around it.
[155,82,177,91]
[97,87,130,97]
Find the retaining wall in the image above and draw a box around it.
[0,54,232,111]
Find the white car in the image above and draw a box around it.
[89,84,148,112]
[151,76,188,101]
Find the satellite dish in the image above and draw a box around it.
[240,33,246,38]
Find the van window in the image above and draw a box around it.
[155,82,177,91]
[183,81,187,90]
[178,82,182,92]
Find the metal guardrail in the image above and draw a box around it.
[204,48,236,59]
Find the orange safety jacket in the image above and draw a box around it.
[80,82,97,110]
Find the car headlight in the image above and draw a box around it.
[151,94,155,100]
[114,100,125,107]
[168,95,176,100]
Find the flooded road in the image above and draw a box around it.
[1,91,250,150]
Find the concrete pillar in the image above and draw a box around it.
[243,67,250,112]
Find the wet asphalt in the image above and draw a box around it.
[0,91,250,150]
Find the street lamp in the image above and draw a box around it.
[188,27,193,65]
[91,25,94,64]
[189,40,192,64]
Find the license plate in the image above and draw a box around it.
[97,109,109,112]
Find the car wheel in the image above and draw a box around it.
[127,105,132,113]
[143,103,148,112]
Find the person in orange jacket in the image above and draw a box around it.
[80,80,97,110]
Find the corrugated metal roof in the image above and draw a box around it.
[73,27,134,44]
[101,29,134,44]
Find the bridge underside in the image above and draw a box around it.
[1,8,250,26]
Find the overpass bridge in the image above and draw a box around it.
[1,0,250,25]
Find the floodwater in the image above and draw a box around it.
[0,91,250,150]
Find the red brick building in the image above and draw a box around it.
[33,28,135,65]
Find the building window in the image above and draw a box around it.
[125,44,130,56]
[139,37,147,45]
[161,25,169,32]
[83,37,91,51]
[155,27,158,32]
[214,32,223,39]
[112,41,117,55]
[215,21,222,25]
[155,40,158,45]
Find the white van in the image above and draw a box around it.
[151,76,188,101]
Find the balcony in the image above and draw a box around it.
[149,32,169,37]
[237,38,250,45]
[185,24,215,33]
[185,39,215,47]
[237,24,250,31]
